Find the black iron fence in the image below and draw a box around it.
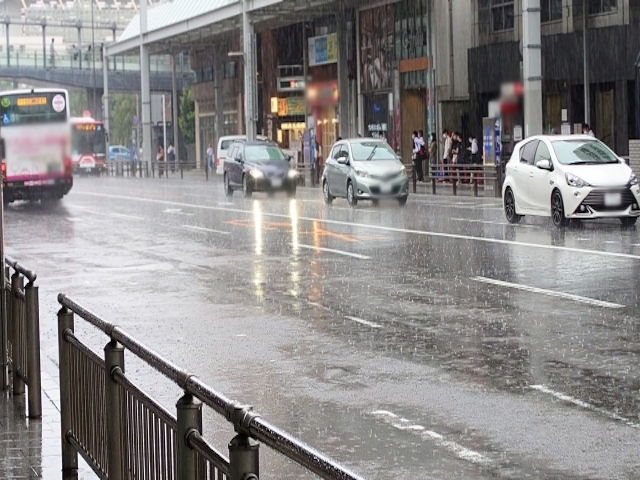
[57,294,364,480]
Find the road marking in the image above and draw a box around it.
[110,212,145,220]
[182,225,230,235]
[450,217,537,228]
[472,276,624,309]
[293,243,371,260]
[306,300,332,311]
[73,191,640,262]
[371,410,490,465]
[344,316,382,328]
[529,385,640,429]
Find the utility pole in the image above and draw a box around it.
[91,0,96,117]
[242,0,256,140]
[582,0,590,126]
[522,0,543,136]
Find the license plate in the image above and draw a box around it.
[604,192,622,207]
[271,178,283,188]
[380,183,392,193]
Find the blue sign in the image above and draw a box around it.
[494,118,501,165]
[2,113,10,125]
[484,127,492,156]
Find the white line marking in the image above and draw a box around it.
[306,300,332,311]
[472,276,624,309]
[182,225,230,235]
[450,217,537,228]
[344,316,382,328]
[529,385,640,429]
[293,243,371,260]
[73,191,640,261]
[371,411,490,465]
[110,212,144,220]
[66,217,82,222]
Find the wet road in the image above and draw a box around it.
[5,176,640,479]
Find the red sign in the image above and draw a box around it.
[82,110,92,117]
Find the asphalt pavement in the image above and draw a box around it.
[4,174,640,479]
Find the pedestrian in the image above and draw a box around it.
[467,133,480,183]
[441,129,451,182]
[451,132,462,183]
[49,38,56,67]
[583,124,595,137]
[419,130,428,180]
[412,131,424,182]
[206,143,214,172]
[168,143,176,172]
[157,145,165,177]
[428,133,438,180]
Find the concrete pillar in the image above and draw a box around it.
[5,20,10,67]
[195,100,201,169]
[336,7,350,138]
[522,0,543,136]
[582,0,590,126]
[172,53,180,165]
[243,0,257,140]
[140,0,152,168]
[103,45,110,154]
[215,46,225,154]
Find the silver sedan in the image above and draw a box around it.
[322,138,409,207]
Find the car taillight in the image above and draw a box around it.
[216,158,221,166]
[1,162,6,182]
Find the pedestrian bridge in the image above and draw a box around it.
[0,51,193,93]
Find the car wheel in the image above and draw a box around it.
[287,184,297,198]
[551,190,567,228]
[504,188,522,224]
[621,217,638,227]
[347,181,358,207]
[323,180,334,205]
[224,174,233,197]
[242,175,252,199]
[398,196,408,208]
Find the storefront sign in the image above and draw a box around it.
[287,97,306,116]
[306,81,339,107]
[278,76,306,92]
[308,33,338,67]
[364,94,389,140]
[359,5,394,92]
[278,98,288,117]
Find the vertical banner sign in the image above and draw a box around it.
[309,127,316,165]
[495,117,501,165]
[484,126,492,162]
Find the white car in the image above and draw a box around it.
[502,135,640,227]
[216,134,266,175]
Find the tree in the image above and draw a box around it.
[179,87,195,144]
[109,94,137,146]
[68,91,88,117]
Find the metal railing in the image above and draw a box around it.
[3,258,42,418]
[57,294,364,480]
[405,162,503,197]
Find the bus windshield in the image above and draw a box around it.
[0,91,68,126]
[72,123,106,156]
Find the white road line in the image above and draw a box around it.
[472,276,624,309]
[344,316,382,328]
[293,243,371,260]
[182,225,230,235]
[529,385,640,429]
[73,191,640,261]
[450,217,537,228]
[371,410,490,465]
[110,212,145,220]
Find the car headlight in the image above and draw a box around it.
[399,166,407,177]
[249,169,263,178]
[629,173,638,186]
[355,169,370,178]
[287,169,298,178]
[565,172,590,188]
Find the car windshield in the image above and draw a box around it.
[245,145,286,162]
[351,142,397,161]
[551,139,620,165]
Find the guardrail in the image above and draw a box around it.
[57,294,364,480]
[405,162,503,197]
[3,258,42,418]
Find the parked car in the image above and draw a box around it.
[216,134,267,175]
[223,140,297,198]
[502,135,640,227]
[322,138,409,207]
[109,145,131,162]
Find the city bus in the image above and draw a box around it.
[0,88,73,203]
[71,116,107,175]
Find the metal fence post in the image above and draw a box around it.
[104,340,125,480]
[57,306,78,477]
[11,272,24,395]
[229,433,259,480]
[176,393,202,480]
[24,280,41,418]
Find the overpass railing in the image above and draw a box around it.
[3,258,42,418]
[57,294,364,480]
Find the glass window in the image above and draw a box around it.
[244,145,286,162]
[350,142,398,161]
[534,141,552,165]
[541,0,562,22]
[0,91,68,126]
[491,0,514,31]
[589,0,617,14]
[330,144,342,159]
[520,140,539,165]
[551,139,619,165]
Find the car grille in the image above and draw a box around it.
[371,172,399,181]
[370,185,402,196]
[580,187,637,212]
[267,171,285,179]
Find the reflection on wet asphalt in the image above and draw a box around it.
[5,176,640,479]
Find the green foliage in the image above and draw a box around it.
[179,88,195,144]
[110,94,138,146]
[68,91,88,117]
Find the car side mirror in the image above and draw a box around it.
[337,155,349,165]
[537,159,552,170]
[235,156,243,163]
[286,155,293,162]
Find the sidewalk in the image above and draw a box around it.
[0,355,94,479]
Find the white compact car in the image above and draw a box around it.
[502,135,640,227]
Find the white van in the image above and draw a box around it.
[216,134,267,175]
